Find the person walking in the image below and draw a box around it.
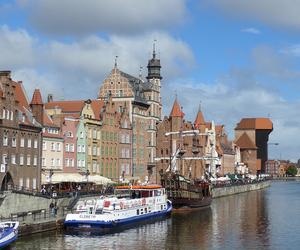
[49,201,54,216]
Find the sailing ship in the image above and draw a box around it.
[156,113,218,210]
[64,185,172,230]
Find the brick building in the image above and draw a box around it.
[98,47,162,182]
[0,71,43,190]
[235,118,273,174]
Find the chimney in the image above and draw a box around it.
[47,94,53,103]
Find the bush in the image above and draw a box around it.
[286,165,298,177]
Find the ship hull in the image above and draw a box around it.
[170,196,212,210]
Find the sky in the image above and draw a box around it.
[1,0,300,161]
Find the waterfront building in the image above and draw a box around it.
[0,71,43,190]
[265,160,280,177]
[41,112,64,179]
[234,118,273,174]
[98,47,162,182]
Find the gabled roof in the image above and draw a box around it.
[45,100,85,114]
[15,81,30,112]
[90,99,105,120]
[194,110,205,128]
[235,132,257,149]
[235,118,273,130]
[170,98,184,117]
[31,89,43,105]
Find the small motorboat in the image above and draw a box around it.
[0,221,19,248]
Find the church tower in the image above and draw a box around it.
[144,41,163,181]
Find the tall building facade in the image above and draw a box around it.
[0,71,43,190]
[98,47,162,182]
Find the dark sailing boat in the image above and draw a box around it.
[159,170,212,209]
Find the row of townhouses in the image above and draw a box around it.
[0,48,273,191]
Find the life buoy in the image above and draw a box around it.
[120,202,124,209]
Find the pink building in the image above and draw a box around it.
[62,117,79,173]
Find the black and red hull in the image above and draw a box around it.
[170,196,212,209]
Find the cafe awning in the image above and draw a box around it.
[41,173,113,185]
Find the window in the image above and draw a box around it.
[12,137,16,147]
[32,178,37,190]
[6,109,9,119]
[77,159,81,167]
[10,110,13,120]
[33,156,37,166]
[51,143,55,151]
[56,143,61,151]
[2,109,5,119]
[65,158,69,167]
[66,131,73,138]
[26,178,30,188]
[27,155,31,166]
[42,158,46,167]
[19,178,24,189]
[43,141,46,150]
[80,132,84,139]
[82,145,86,153]
[93,146,97,156]
[56,158,61,167]
[11,155,16,165]
[27,138,31,148]
[65,144,69,152]
[70,159,74,167]
[3,134,8,146]
[20,138,24,147]
[93,129,97,139]
[51,158,54,167]
[77,145,81,152]
[2,154,7,164]
[70,144,74,152]
[82,160,85,167]
[20,155,24,165]
[34,139,38,149]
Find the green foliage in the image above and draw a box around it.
[286,165,298,177]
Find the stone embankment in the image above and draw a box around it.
[212,180,271,198]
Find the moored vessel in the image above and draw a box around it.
[0,221,19,248]
[64,185,172,229]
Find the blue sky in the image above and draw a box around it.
[1,0,300,161]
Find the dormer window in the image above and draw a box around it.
[22,114,25,122]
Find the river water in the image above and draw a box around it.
[11,181,300,250]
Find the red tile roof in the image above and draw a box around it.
[170,98,184,117]
[235,118,273,130]
[91,99,105,120]
[31,89,43,105]
[15,81,30,111]
[45,100,85,113]
[235,132,257,149]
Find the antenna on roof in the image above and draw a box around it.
[114,55,118,68]
[153,39,157,59]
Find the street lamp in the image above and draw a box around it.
[268,142,279,176]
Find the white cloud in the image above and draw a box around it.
[241,28,261,35]
[207,0,300,31]
[0,25,37,69]
[281,44,300,57]
[22,0,188,36]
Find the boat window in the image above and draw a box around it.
[145,207,147,213]
[137,209,139,215]
[161,205,163,210]
[140,208,144,215]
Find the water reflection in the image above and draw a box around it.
[12,182,300,250]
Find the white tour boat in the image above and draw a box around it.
[0,221,19,248]
[64,185,172,229]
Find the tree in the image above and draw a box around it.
[286,165,298,177]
